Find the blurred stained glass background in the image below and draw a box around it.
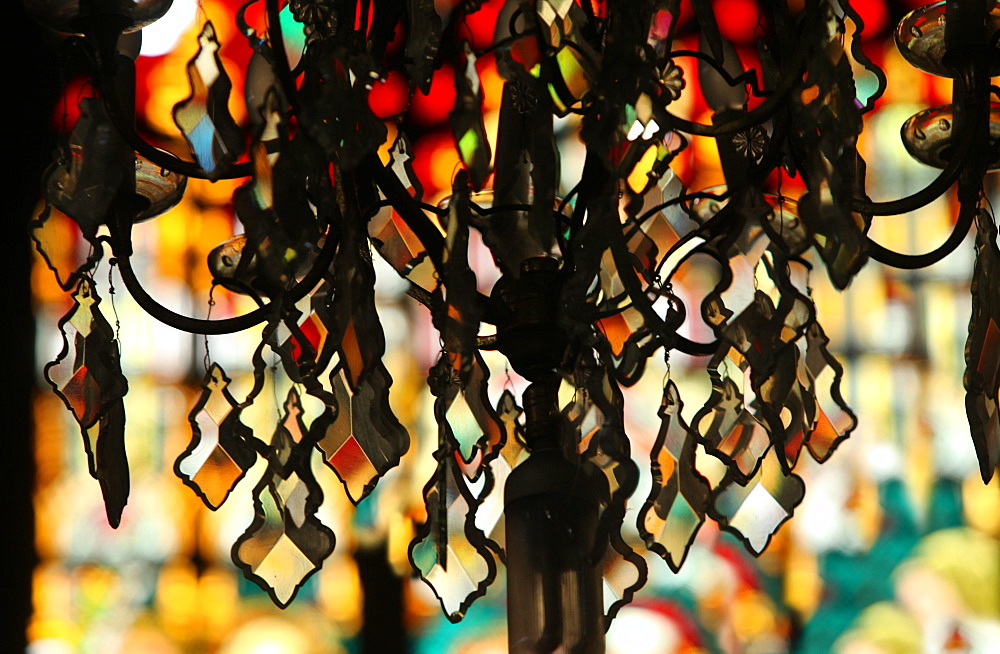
[17,0,1000,652]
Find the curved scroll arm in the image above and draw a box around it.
[867,179,978,269]
[107,209,339,335]
[609,236,718,357]
[658,234,722,357]
[673,333,718,356]
[660,60,802,138]
[668,49,770,100]
[852,152,968,217]
[608,186,722,359]
[657,4,827,139]
[854,71,983,216]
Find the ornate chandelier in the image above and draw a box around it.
[26,0,1000,651]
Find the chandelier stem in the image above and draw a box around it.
[505,377,608,654]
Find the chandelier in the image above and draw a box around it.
[26,0,1000,651]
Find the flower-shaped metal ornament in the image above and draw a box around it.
[660,60,686,102]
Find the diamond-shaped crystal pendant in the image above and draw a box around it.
[175,364,257,509]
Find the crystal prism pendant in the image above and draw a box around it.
[639,380,712,571]
[232,389,335,607]
[175,364,257,510]
[44,278,130,527]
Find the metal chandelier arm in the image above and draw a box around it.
[851,146,969,217]
[659,57,801,138]
[107,207,340,335]
[867,114,984,270]
[861,0,997,260]
[363,154,447,274]
[854,68,982,217]
[658,2,822,139]
[866,198,975,269]
[114,251,278,334]
[607,205,719,357]
[610,236,718,357]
